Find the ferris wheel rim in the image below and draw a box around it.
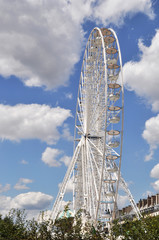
[50,27,142,226]
[73,27,124,222]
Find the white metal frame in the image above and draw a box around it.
[50,27,141,224]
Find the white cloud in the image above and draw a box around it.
[38,209,52,222]
[142,190,154,197]
[13,192,53,210]
[41,147,62,167]
[144,146,156,161]
[117,195,129,209]
[0,0,84,90]
[0,104,71,144]
[0,192,53,218]
[66,178,73,193]
[0,0,154,89]
[151,180,159,192]
[142,114,159,160]
[14,178,33,190]
[20,159,28,165]
[94,0,155,25]
[150,163,159,192]
[126,31,159,161]
[142,114,159,146]
[58,177,73,193]
[42,147,72,167]
[150,163,159,179]
[0,183,10,193]
[65,93,73,100]
[60,155,72,167]
[123,30,159,112]
[62,124,74,142]
[0,196,13,215]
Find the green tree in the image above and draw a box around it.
[0,209,28,240]
[111,214,159,240]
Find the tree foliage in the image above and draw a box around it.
[0,207,159,239]
[0,207,105,240]
[111,214,159,240]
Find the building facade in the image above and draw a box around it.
[120,193,159,217]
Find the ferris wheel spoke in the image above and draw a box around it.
[86,140,100,198]
[75,125,84,136]
[87,140,103,177]
[90,104,106,131]
[119,176,142,219]
[86,142,100,218]
[88,79,106,124]
[50,139,83,221]
[87,137,103,156]
[106,143,120,156]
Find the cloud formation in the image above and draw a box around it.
[0,183,10,193]
[94,0,154,25]
[151,180,159,192]
[62,124,74,142]
[14,178,33,190]
[123,30,159,160]
[150,163,159,192]
[0,192,53,217]
[142,114,159,160]
[41,147,62,167]
[20,159,28,165]
[0,0,84,89]
[150,163,159,179]
[0,104,71,144]
[124,30,159,112]
[13,192,53,210]
[117,195,129,209]
[58,177,73,193]
[41,147,72,167]
[60,155,72,167]
[0,0,154,89]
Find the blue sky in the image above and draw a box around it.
[0,0,159,218]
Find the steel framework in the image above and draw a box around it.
[50,27,141,225]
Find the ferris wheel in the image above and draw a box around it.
[50,27,141,225]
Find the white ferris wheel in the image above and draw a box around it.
[51,27,141,225]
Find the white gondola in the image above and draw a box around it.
[108,130,120,135]
[108,74,119,81]
[103,179,116,183]
[107,58,117,65]
[109,83,121,89]
[109,92,120,101]
[101,28,112,36]
[108,140,120,148]
[109,116,120,124]
[107,167,118,172]
[104,36,115,46]
[106,155,119,160]
[106,47,118,54]
[105,191,115,197]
